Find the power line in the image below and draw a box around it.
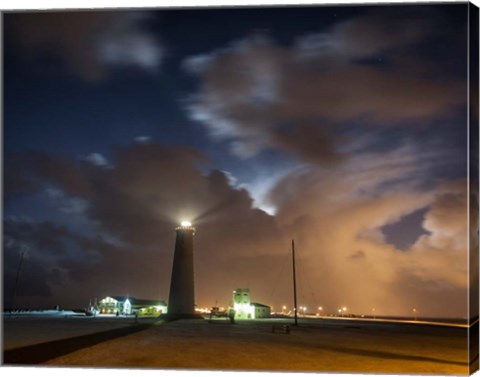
[267,249,291,305]
[10,246,27,314]
[297,252,318,307]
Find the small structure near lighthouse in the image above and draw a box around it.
[164,221,202,320]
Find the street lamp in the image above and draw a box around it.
[413,308,417,321]
[372,307,376,319]
[317,306,323,317]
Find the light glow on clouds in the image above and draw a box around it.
[45,187,89,215]
[237,165,299,215]
[134,135,152,143]
[97,35,162,70]
[183,12,464,163]
[81,153,111,168]
[96,13,163,71]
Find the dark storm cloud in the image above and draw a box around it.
[85,144,224,247]
[4,159,39,200]
[4,254,53,305]
[7,146,242,239]
[3,216,145,309]
[4,152,91,200]
[184,8,466,164]
[6,11,163,80]
[4,143,286,308]
[5,218,72,257]
[65,143,282,251]
[3,218,89,306]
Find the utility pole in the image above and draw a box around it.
[292,239,298,326]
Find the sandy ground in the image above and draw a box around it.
[40,317,469,375]
[3,314,155,350]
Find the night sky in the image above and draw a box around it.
[3,3,472,317]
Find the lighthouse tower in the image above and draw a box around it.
[166,221,200,319]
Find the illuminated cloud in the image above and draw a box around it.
[81,153,111,168]
[184,10,465,163]
[4,140,469,317]
[45,187,89,215]
[184,35,288,159]
[95,13,162,72]
[134,135,152,143]
[264,145,468,317]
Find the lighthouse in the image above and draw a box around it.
[165,221,200,319]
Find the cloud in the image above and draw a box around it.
[6,11,163,81]
[3,218,88,307]
[4,141,469,317]
[95,13,162,72]
[295,8,438,60]
[4,152,92,200]
[134,135,152,143]
[3,143,286,309]
[45,187,89,215]
[184,10,465,163]
[81,153,111,168]
[3,216,136,309]
[405,182,469,288]
[264,145,468,317]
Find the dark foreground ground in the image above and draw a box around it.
[3,315,475,375]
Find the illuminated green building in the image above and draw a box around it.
[232,288,270,319]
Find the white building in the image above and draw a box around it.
[97,296,167,316]
[251,302,271,318]
[232,288,270,319]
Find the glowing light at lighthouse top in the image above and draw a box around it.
[176,221,195,232]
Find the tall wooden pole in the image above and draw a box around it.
[292,239,298,326]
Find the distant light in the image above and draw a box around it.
[181,221,192,227]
